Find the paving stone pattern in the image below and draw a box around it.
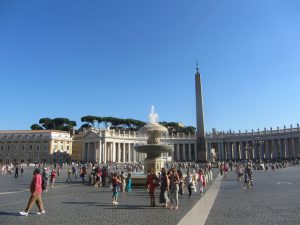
[205,166,300,225]
[0,167,217,225]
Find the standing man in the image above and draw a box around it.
[42,168,50,192]
[14,165,19,178]
[20,168,45,216]
[66,167,72,183]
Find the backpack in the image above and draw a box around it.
[42,177,47,191]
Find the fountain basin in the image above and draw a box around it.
[134,144,173,158]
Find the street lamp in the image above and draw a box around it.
[254,139,264,164]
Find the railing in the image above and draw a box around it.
[206,127,300,139]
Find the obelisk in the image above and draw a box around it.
[195,65,207,162]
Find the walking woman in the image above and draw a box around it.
[169,168,179,210]
[20,168,45,216]
[112,173,121,205]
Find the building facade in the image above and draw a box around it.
[81,128,197,163]
[71,132,83,162]
[206,125,300,162]
[0,130,72,164]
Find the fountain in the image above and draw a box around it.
[134,106,174,175]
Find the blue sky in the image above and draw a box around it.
[0,0,300,132]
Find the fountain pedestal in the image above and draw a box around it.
[144,157,164,175]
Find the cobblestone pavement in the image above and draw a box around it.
[0,167,217,225]
[205,166,300,225]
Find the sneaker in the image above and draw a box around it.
[36,211,45,215]
[19,211,28,216]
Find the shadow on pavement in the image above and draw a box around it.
[0,212,20,216]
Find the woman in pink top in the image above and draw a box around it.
[20,168,45,216]
[198,169,205,195]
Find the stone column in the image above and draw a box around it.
[291,138,295,159]
[106,143,110,162]
[182,143,186,161]
[221,142,225,161]
[117,143,121,162]
[108,142,111,162]
[284,139,288,159]
[273,139,278,159]
[217,142,221,161]
[238,142,242,160]
[187,143,192,162]
[267,140,270,160]
[277,139,282,160]
[103,141,107,163]
[111,142,115,162]
[176,144,180,161]
[133,144,137,162]
[298,138,300,158]
[226,142,230,160]
[122,143,126,162]
[234,142,238,161]
[86,143,90,162]
[99,140,102,163]
[128,143,131,162]
[83,143,86,162]
[93,142,97,163]
[94,142,98,163]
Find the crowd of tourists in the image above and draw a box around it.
[218,159,299,189]
[147,167,209,210]
[12,158,299,216]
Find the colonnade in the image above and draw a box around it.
[207,137,300,161]
[83,140,197,163]
[83,141,148,163]
[172,143,197,162]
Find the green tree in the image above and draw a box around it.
[31,124,44,130]
[31,117,77,132]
